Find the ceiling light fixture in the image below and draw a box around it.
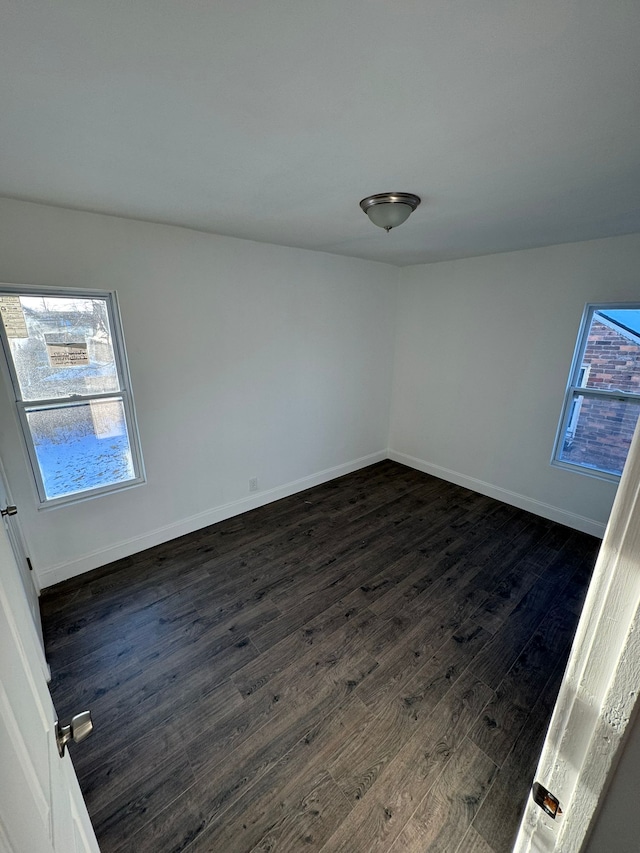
[359,192,421,232]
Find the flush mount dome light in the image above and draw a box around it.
[359,192,421,232]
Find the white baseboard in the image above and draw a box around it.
[388,449,607,539]
[39,450,387,588]
[40,446,606,587]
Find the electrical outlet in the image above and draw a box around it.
[249,477,258,492]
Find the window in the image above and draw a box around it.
[0,286,144,506]
[553,304,640,480]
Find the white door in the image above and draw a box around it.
[0,456,44,657]
[514,421,640,852]
[0,519,100,852]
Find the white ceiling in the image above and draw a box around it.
[1,1,640,266]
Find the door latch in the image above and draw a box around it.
[55,711,93,757]
[532,781,563,819]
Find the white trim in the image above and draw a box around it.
[38,449,387,587]
[387,449,606,538]
[37,445,607,586]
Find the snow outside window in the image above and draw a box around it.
[0,286,145,506]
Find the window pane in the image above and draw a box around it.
[26,399,135,499]
[582,311,640,393]
[2,294,120,400]
[558,395,640,476]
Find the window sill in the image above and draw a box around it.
[550,458,621,485]
[36,476,146,511]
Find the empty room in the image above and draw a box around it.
[1,2,640,852]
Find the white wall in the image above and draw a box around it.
[3,197,640,586]
[389,234,640,536]
[0,198,397,586]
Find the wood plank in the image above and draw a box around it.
[90,750,195,852]
[185,695,369,853]
[387,737,498,853]
[248,771,351,853]
[470,543,581,690]
[471,538,564,634]
[38,462,599,853]
[469,573,586,766]
[232,606,381,699]
[329,622,490,803]
[471,658,567,853]
[456,825,497,853]
[72,674,243,777]
[76,722,188,817]
[318,673,494,853]
[70,657,247,774]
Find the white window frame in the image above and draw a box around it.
[551,302,640,482]
[564,363,590,445]
[0,283,145,508]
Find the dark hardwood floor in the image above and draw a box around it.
[40,461,599,853]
